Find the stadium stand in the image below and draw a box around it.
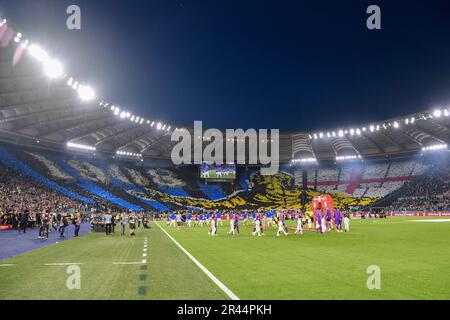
[0,141,449,214]
[0,146,93,203]
[0,163,89,228]
[197,181,227,200]
[386,162,450,212]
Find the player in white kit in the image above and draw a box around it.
[295,213,303,235]
[228,218,235,236]
[343,215,350,232]
[208,215,218,236]
[276,213,289,237]
[252,218,262,237]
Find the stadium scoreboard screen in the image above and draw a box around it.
[200,163,236,180]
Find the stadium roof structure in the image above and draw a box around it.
[0,25,449,165]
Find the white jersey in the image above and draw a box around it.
[343,217,350,231]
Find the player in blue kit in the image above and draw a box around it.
[186,212,192,228]
[199,212,204,227]
[168,212,176,228]
[216,211,222,226]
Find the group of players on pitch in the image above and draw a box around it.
[165,208,350,237]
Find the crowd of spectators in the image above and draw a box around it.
[387,164,450,213]
[0,165,89,228]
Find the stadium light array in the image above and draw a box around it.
[422,144,448,152]
[66,142,96,151]
[291,157,318,165]
[14,32,22,43]
[336,155,362,161]
[307,107,450,141]
[28,44,49,62]
[116,150,142,158]
[7,21,176,136]
[77,85,96,102]
[433,109,442,118]
[43,58,63,79]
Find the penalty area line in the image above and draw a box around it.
[154,221,239,300]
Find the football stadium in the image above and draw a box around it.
[0,1,450,303]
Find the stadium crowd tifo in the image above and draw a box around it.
[0,16,450,301]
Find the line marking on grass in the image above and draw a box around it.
[113,262,146,265]
[142,253,147,257]
[409,219,450,223]
[154,221,240,300]
[142,259,147,264]
[143,248,147,252]
[0,264,16,267]
[44,263,82,266]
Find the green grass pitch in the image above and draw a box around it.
[1,217,450,300]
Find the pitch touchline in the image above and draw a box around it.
[44,263,83,266]
[154,221,240,300]
[44,262,82,266]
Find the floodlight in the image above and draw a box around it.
[78,85,96,101]
[43,59,63,78]
[28,45,48,62]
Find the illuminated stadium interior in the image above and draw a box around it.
[0,16,449,214]
[1,5,450,302]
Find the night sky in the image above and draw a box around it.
[2,0,450,131]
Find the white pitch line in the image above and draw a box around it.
[143,248,147,252]
[142,253,147,257]
[113,262,145,265]
[409,219,450,223]
[142,259,147,264]
[44,263,82,266]
[0,264,16,267]
[154,222,239,300]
